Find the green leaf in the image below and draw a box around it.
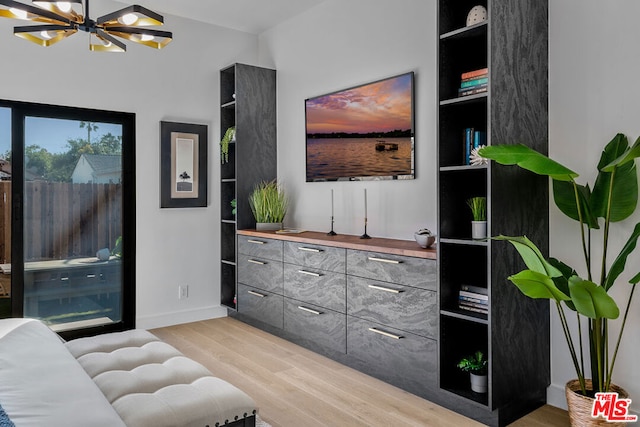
[548,257,577,311]
[602,135,640,171]
[552,180,600,229]
[568,277,619,319]
[508,270,570,302]
[630,272,640,285]
[605,222,640,290]
[591,134,638,222]
[478,144,578,182]
[494,235,562,277]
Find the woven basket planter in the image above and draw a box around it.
[565,379,629,427]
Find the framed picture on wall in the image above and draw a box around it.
[160,121,208,208]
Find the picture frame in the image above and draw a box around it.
[160,121,208,208]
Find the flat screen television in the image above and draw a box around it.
[305,71,415,182]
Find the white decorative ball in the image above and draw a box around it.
[466,5,488,27]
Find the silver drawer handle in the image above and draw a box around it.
[298,247,323,253]
[368,256,402,264]
[368,284,403,294]
[368,327,403,340]
[298,270,322,277]
[247,259,266,265]
[298,306,322,315]
[247,239,265,245]
[248,290,266,298]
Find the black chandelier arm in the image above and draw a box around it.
[97,4,164,27]
[0,0,70,25]
[103,26,172,49]
[91,28,126,52]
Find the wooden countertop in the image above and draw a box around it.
[237,229,436,260]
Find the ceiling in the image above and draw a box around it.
[113,0,327,35]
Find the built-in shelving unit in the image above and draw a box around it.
[219,63,276,310]
[437,1,550,425]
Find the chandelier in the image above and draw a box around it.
[0,0,172,52]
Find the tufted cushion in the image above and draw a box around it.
[65,329,257,427]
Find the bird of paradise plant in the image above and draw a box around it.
[478,133,640,396]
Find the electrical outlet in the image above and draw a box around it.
[178,285,189,299]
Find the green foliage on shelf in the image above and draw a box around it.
[466,196,486,221]
[231,198,236,216]
[249,180,288,224]
[457,351,488,375]
[220,126,235,164]
[479,134,640,395]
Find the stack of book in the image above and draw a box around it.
[462,127,486,165]
[458,67,488,97]
[458,284,488,315]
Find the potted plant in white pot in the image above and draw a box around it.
[249,180,288,231]
[457,351,488,393]
[479,134,640,426]
[467,196,487,239]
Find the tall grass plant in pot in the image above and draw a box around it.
[249,180,288,230]
[467,196,487,239]
[479,134,640,425]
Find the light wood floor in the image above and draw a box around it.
[152,317,569,427]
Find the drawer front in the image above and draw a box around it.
[284,264,346,313]
[237,284,284,329]
[347,250,436,290]
[347,317,436,392]
[284,242,346,273]
[284,299,346,354]
[347,276,437,339]
[237,235,283,261]
[237,254,283,294]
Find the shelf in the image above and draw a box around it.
[221,219,236,225]
[441,385,489,407]
[440,20,487,41]
[221,178,236,183]
[440,92,487,106]
[221,100,236,109]
[439,238,488,246]
[221,259,236,266]
[441,308,488,324]
[440,164,487,173]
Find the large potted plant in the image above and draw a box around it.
[249,180,288,231]
[479,134,640,425]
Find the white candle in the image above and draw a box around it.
[364,188,367,218]
[331,189,334,217]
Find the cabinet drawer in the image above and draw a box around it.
[347,250,436,290]
[284,264,346,313]
[237,284,283,329]
[284,299,346,354]
[237,235,283,261]
[347,317,436,393]
[237,254,283,294]
[347,276,437,339]
[284,242,346,273]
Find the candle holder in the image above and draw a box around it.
[360,218,371,239]
[327,216,337,236]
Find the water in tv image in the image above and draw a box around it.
[306,72,414,181]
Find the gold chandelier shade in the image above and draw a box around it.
[0,0,172,51]
[13,23,75,46]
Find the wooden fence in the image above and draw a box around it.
[0,181,122,264]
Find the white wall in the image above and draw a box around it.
[259,0,437,239]
[548,0,640,411]
[0,1,260,329]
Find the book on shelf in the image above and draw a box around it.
[462,129,486,164]
[458,304,488,315]
[460,77,488,89]
[461,67,488,80]
[459,290,488,301]
[458,299,489,310]
[458,85,487,97]
[460,284,488,295]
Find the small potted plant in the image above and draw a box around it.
[249,180,288,231]
[220,126,235,164]
[457,351,488,393]
[466,196,487,239]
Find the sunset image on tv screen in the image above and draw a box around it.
[305,72,414,181]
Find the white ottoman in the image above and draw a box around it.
[65,329,257,427]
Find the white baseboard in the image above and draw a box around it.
[547,383,568,410]
[136,305,227,330]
